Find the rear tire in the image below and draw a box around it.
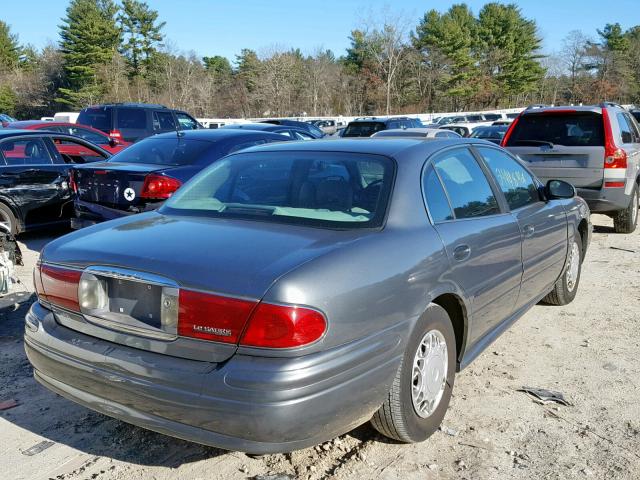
[613,183,638,234]
[543,232,582,306]
[0,203,18,235]
[371,303,456,443]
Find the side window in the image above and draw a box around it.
[623,113,640,142]
[52,136,108,164]
[176,113,199,130]
[117,109,147,129]
[435,131,449,138]
[432,148,500,219]
[153,111,177,131]
[387,121,400,130]
[67,127,108,145]
[294,131,314,140]
[0,138,53,165]
[617,113,634,144]
[423,165,454,222]
[477,147,539,210]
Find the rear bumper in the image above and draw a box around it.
[576,187,630,213]
[72,199,160,229]
[24,302,403,453]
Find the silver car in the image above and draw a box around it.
[25,138,591,454]
[372,127,461,139]
[503,103,640,233]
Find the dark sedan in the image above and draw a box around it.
[71,129,292,228]
[469,125,509,144]
[221,122,320,140]
[0,129,110,234]
[27,138,591,453]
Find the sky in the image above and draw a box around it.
[3,0,640,63]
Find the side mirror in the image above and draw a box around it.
[109,137,119,147]
[545,179,576,199]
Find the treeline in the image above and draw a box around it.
[0,0,639,120]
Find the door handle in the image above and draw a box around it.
[523,224,535,238]
[453,244,471,261]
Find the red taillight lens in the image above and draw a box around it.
[141,174,182,199]
[500,112,522,147]
[109,129,122,139]
[177,290,257,343]
[602,109,628,169]
[604,181,626,188]
[38,264,81,311]
[240,303,327,349]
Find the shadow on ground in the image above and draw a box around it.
[0,294,228,468]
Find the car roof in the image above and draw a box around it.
[223,123,278,131]
[236,137,489,158]
[149,129,290,142]
[6,121,92,129]
[0,129,61,139]
[82,103,169,110]
[522,105,606,115]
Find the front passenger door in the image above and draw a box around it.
[476,146,568,309]
[424,147,523,345]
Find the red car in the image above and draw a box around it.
[6,121,131,158]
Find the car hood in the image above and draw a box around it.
[42,212,366,299]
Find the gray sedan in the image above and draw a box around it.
[25,138,591,453]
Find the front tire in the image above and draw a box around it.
[371,303,456,443]
[613,183,638,234]
[543,232,582,306]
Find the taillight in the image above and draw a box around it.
[141,174,182,199]
[602,109,628,169]
[38,264,81,311]
[109,129,122,139]
[500,112,522,147]
[176,290,327,348]
[177,290,257,343]
[240,303,327,348]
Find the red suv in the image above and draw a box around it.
[6,121,131,156]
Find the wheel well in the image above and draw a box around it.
[432,293,467,363]
[577,219,589,256]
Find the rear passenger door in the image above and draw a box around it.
[423,147,523,344]
[476,146,567,309]
[0,136,71,228]
[617,113,640,192]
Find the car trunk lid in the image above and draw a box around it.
[74,162,168,209]
[41,213,363,362]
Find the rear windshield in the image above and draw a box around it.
[342,122,386,137]
[471,127,507,139]
[161,151,395,229]
[506,111,604,147]
[78,107,112,131]
[109,138,212,166]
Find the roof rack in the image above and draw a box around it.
[102,102,169,109]
[598,101,623,109]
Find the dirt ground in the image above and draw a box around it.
[1,214,639,480]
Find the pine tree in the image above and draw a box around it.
[0,21,21,71]
[476,3,545,105]
[58,0,121,107]
[118,0,165,77]
[203,56,233,77]
[413,5,478,109]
